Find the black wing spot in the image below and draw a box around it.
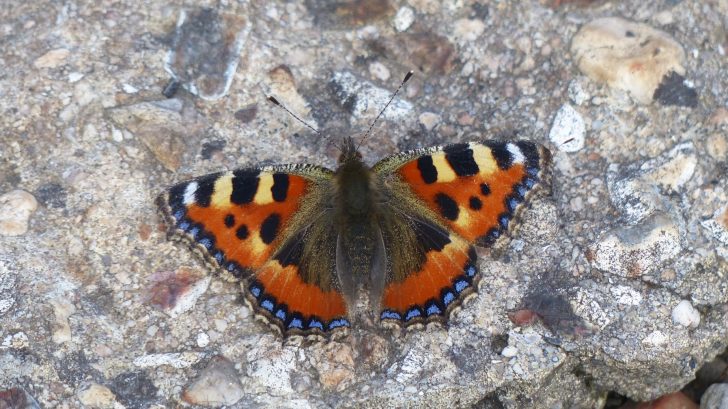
[417,155,438,184]
[480,183,491,196]
[235,224,249,239]
[444,144,479,176]
[271,173,289,202]
[260,213,281,244]
[231,170,260,205]
[434,193,459,221]
[224,214,235,228]
[469,196,483,210]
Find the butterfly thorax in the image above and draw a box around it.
[332,142,384,308]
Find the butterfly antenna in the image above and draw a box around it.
[357,71,413,150]
[267,96,321,135]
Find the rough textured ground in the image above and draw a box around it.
[1,1,727,408]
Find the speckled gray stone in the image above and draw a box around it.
[1,1,727,408]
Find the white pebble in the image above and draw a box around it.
[393,7,415,32]
[369,62,391,81]
[68,72,84,83]
[196,332,210,348]
[418,112,440,131]
[672,300,700,328]
[501,346,518,357]
[549,104,585,152]
[0,190,38,236]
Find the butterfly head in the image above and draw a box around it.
[337,136,363,165]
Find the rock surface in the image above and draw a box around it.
[1,1,726,408]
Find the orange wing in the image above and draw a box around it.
[374,140,551,327]
[157,165,351,337]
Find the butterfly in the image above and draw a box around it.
[157,136,551,338]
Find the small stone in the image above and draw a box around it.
[642,330,668,346]
[50,297,76,344]
[145,268,211,318]
[233,104,257,123]
[453,18,485,43]
[133,352,203,369]
[607,142,696,223]
[640,142,697,192]
[369,61,391,81]
[122,83,139,93]
[393,7,415,32]
[672,300,700,328]
[164,9,249,100]
[701,384,728,409]
[182,356,244,406]
[706,133,728,160]
[196,332,210,348]
[587,213,681,278]
[568,80,589,106]
[654,10,674,26]
[501,346,518,357]
[33,48,70,68]
[1,332,29,349]
[0,190,38,236]
[701,207,728,246]
[418,112,440,131]
[331,71,413,122]
[77,382,117,408]
[653,71,698,108]
[571,17,687,104]
[549,104,585,152]
[68,72,84,83]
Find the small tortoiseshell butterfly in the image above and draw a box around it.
[157,74,550,339]
[157,134,551,338]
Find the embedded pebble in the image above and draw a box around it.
[369,61,391,81]
[33,48,70,69]
[164,9,249,100]
[418,112,441,131]
[196,332,210,348]
[642,330,668,346]
[453,18,485,43]
[587,213,681,278]
[571,17,688,104]
[0,190,38,236]
[639,142,697,192]
[701,207,728,246]
[146,269,211,318]
[76,382,117,408]
[1,332,29,349]
[568,80,589,106]
[549,104,585,152]
[133,352,203,369]
[501,346,519,357]
[671,300,701,328]
[700,383,728,409]
[50,297,76,344]
[393,7,415,32]
[182,356,244,406]
[607,142,696,223]
[331,71,413,122]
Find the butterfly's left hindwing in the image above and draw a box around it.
[373,140,551,328]
[157,165,352,338]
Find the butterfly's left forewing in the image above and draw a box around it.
[373,140,551,328]
[157,164,352,338]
